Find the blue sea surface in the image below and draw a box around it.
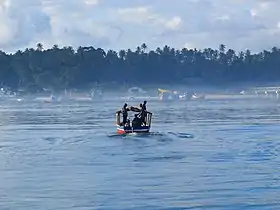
[0,97,279,209]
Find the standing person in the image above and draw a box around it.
[142,101,147,111]
[138,103,144,124]
[138,103,143,113]
[122,103,129,126]
[140,101,147,125]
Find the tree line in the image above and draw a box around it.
[0,43,279,91]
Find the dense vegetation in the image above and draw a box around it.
[0,43,280,91]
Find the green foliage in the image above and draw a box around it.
[0,43,280,90]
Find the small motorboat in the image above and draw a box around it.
[90,89,103,99]
[158,88,191,101]
[34,94,61,103]
[115,106,153,134]
[128,87,147,95]
[191,93,205,100]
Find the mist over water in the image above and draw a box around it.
[0,93,280,209]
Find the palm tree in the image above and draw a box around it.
[119,50,126,60]
[238,51,245,61]
[52,44,59,50]
[163,45,171,54]
[36,43,43,51]
[272,47,279,53]
[226,49,236,64]
[141,43,147,53]
[219,44,226,53]
[156,47,162,54]
[245,49,251,59]
[136,46,141,54]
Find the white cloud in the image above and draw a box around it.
[165,16,182,30]
[0,0,51,50]
[0,7,16,44]
[0,0,280,53]
[116,6,161,25]
[84,0,99,6]
[183,42,196,49]
[115,5,182,31]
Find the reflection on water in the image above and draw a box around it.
[0,98,280,209]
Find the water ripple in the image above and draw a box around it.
[0,98,280,209]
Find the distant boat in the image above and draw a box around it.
[120,96,157,101]
[0,87,17,98]
[59,89,103,102]
[120,87,151,101]
[34,94,61,103]
[158,88,191,101]
[90,89,103,99]
[191,93,205,100]
[128,87,147,96]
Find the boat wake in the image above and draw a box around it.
[107,131,194,140]
[167,132,194,139]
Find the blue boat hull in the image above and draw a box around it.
[117,125,150,134]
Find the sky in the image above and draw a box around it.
[0,0,279,53]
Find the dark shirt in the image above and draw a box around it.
[140,104,147,118]
[142,104,147,111]
[122,107,128,116]
[132,117,141,128]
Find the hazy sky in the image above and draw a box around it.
[0,0,279,53]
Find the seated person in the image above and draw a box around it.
[132,114,142,129]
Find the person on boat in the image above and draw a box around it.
[122,103,129,126]
[138,103,143,114]
[143,101,147,111]
[126,118,131,127]
[137,103,143,123]
[132,114,142,129]
[139,101,147,125]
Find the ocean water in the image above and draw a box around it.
[0,97,280,210]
